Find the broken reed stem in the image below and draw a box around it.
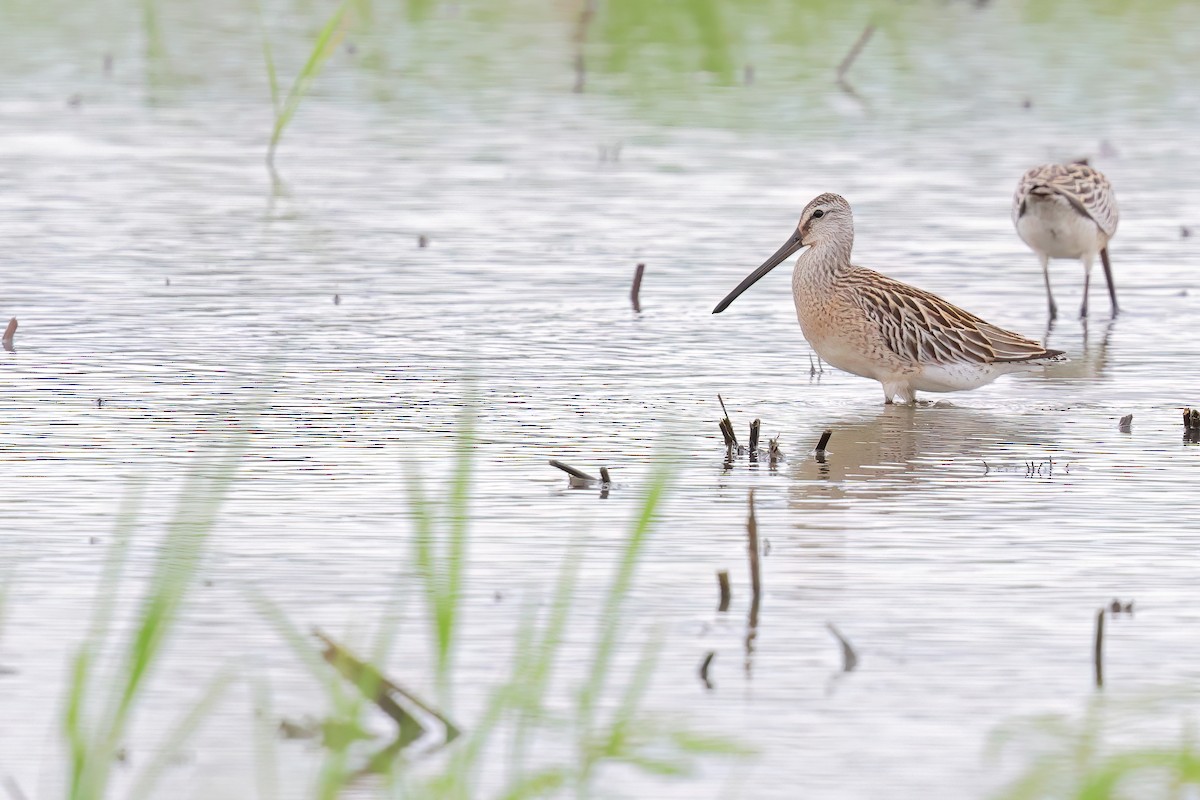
[748,418,761,456]
[716,570,731,612]
[699,651,715,690]
[815,429,832,453]
[826,623,859,672]
[630,263,645,312]
[548,460,598,483]
[572,0,595,93]
[747,489,761,609]
[599,466,611,484]
[718,395,739,448]
[1094,608,1104,689]
[835,23,876,83]
[315,629,461,744]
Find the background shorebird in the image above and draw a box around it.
[1012,161,1119,319]
[713,193,1065,405]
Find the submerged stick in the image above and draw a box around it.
[1094,609,1104,689]
[572,0,596,93]
[2,318,16,352]
[827,623,858,672]
[699,651,716,690]
[718,395,739,448]
[748,418,761,457]
[630,263,645,312]
[549,460,598,483]
[717,570,731,612]
[315,630,460,744]
[836,24,876,85]
[747,490,761,610]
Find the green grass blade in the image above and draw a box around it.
[267,0,350,164]
[258,7,282,115]
[128,670,234,800]
[577,461,671,730]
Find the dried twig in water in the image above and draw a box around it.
[549,459,598,487]
[1118,414,1133,432]
[768,436,782,465]
[748,418,761,459]
[315,629,460,745]
[744,490,761,676]
[598,466,611,484]
[2,318,16,352]
[572,0,596,93]
[699,651,716,690]
[747,490,761,611]
[835,24,876,86]
[717,570,731,612]
[630,263,645,312]
[718,395,739,448]
[826,623,858,672]
[814,429,832,454]
[1094,609,1105,689]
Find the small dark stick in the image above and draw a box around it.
[1,318,15,352]
[717,395,739,448]
[699,651,716,690]
[717,570,731,612]
[826,623,858,672]
[572,0,596,93]
[333,294,341,305]
[418,235,428,248]
[814,429,832,454]
[835,23,876,86]
[1094,608,1105,689]
[747,490,761,609]
[630,263,645,312]
[549,460,598,484]
[748,418,761,458]
[599,466,611,484]
[1118,414,1132,432]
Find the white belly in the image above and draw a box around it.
[1016,197,1104,260]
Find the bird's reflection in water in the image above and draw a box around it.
[1040,316,1115,383]
[786,404,1061,514]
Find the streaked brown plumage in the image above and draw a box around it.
[1013,161,1119,319]
[715,193,1065,404]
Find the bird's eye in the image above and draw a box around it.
[813,210,825,218]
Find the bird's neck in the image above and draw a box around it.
[795,236,853,285]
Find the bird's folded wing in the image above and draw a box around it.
[854,271,1058,365]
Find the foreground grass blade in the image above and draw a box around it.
[65,446,241,800]
[265,0,350,167]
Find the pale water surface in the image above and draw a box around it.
[2,2,1200,797]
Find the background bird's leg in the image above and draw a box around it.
[1100,246,1119,316]
[1040,252,1057,320]
[1080,252,1094,318]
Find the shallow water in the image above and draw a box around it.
[3,2,1200,797]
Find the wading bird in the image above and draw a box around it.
[713,193,1065,405]
[1012,161,1119,319]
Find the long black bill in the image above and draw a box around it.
[712,232,805,314]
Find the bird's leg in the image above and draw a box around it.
[1080,252,1094,319]
[898,386,916,405]
[1100,246,1119,316]
[1040,253,1057,320]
